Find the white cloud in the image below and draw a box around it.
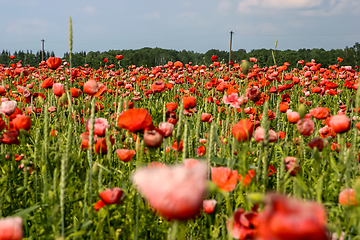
[217,0,232,13]
[263,0,322,9]
[300,0,360,16]
[83,5,97,15]
[237,0,322,14]
[138,12,161,20]
[6,18,50,35]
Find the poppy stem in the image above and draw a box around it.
[168,220,179,240]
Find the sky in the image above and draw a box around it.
[1,0,360,57]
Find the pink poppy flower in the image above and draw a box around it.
[1,100,17,116]
[131,161,207,221]
[223,93,246,108]
[85,118,110,137]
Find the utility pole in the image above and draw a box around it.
[229,31,234,64]
[41,39,45,61]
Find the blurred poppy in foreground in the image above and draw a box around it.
[131,161,207,221]
[227,208,259,240]
[0,216,23,240]
[258,194,328,240]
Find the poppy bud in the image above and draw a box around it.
[242,60,250,75]
[298,104,307,119]
[284,157,301,176]
[144,128,164,148]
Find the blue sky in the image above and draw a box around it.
[1,0,359,57]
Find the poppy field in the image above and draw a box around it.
[0,51,360,240]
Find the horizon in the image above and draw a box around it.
[1,0,359,57]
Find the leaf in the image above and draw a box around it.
[316,176,324,203]
[12,204,42,217]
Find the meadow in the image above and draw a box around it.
[0,52,359,240]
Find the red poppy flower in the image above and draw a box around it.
[171,140,183,152]
[284,157,301,176]
[238,170,255,187]
[40,77,54,89]
[117,108,153,133]
[166,102,178,112]
[94,200,106,212]
[151,81,166,93]
[116,55,124,60]
[12,114,31,131]
[53,83,65,97]
[232,119,254,142]
[46,57,62,69]
[307,137,326,151]
[339,188,357,206]
[10,55,16,60]
[83,79,100,96]
[144,128,164,148]
[94,136,115,155]
[201,113,212,122]
[70,88,82,98]
[99,187,124,205]
[131,161,207,221]
[310,107,330,119]
[329,115,351,134]
[183,96,196,109]
[211,55,218,62]
[227,208,259,239]
[197,146,206,156]
[116,149,135,162]
[203,199,217,214]
[258,194,328,240]
[211,167,238,192]
[0,131,20,145]
[296,118,314,136]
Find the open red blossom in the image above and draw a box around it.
[117,108,153,133]
[46,57,62,69]
[232,119,254,142]
[116,149,135,162]
[0,131,20,145]
[227,208,259,240]
[183,96,196,109]
[211,167,238,192]
[99,187,124,205]
[258,194,328,240]
[329,115,351,134]
[310,107,330,119]
[166,102,178,112]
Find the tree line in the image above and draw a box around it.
[1,43,360,68]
